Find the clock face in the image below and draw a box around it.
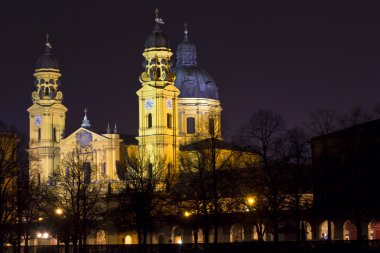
[145,98,154,110]
[35,116,42,126]
[166,98,173,110]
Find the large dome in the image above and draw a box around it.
[173,28,218,100]
[173,66,218,99]
[36,45,59,69]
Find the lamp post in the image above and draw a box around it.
[55,208,63,253]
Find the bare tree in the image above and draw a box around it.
[0,121,29,253]
[114,146,175,250]
[240,110,287,242]
[283,127,312,242]
[306,108,340,136]
[178,111,236,244]
[340,105,373,128]
[41,145,106,253]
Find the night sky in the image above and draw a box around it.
[1,1,380,136]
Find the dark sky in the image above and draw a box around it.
[1,1,380,136]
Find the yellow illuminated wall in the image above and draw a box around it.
[136,45,180,172]
[27,66,67,182]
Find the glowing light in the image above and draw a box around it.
[37,233,42,238]
[42,232,49,239]
[38,217,43,221]
[246,196,256,206]
[55,208,63,215]
[184,211,191,217]
[177,239,183,244]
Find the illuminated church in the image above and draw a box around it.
[28,10,221,193]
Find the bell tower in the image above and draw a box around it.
[136,9,180,172]
[27,35,67,183]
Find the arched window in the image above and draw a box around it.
[167,163,172,177]
[167,113,172,128]
[53,127,57,142]
[147,113,152,128]
[38,128,41,142]
[148,163,153,179]
[84,162,91,184]
[187,117,195,134]
[209,118,215,134]
[101,162,106,175]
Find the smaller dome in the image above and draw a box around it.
[145,28,169,48]
[176,39,197,65]
[145,9,169,49]
[36,45,59,69]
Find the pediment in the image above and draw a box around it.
[58,127,110,147]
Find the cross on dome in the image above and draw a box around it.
[81,108,91,128]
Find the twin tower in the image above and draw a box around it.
[28,10,222,181]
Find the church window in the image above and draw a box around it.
[84,162,91,183]
[167,163,172,177]
[101,162,106,175]
[45,87,49,96]
[38,128,41,142]
[167,113,172,128]
[37,173,41,186]
[148,163,153,179]
[209,118,215,135]
[147,113,152,128]
[187,117,195,134]
[65,167,70,179]
[53,127,57,142]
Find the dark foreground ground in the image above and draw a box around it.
[6,241,380,253]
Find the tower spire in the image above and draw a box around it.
[154,8,164,30]
[184,22,189,40]
[81,108,91,128]
[45,33,52,49]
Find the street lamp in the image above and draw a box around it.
[246,196,256,206]
[55,208,63,215]
[184,211,191,217]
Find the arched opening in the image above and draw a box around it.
[253,224,266,241]
[343,220,357,240]
[96,230,106,244]
[171,226,183,244]
[124,234,132,244]
[38,128,41,142]
[302,221,312,241]
[230,224,244,242]
[209,227,223,243]
[319,220,335,240]
[157,234,165,244]
[192,229,204,243]
[368,220,380,240]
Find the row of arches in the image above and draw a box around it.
[95,220,380,244]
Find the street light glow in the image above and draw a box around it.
[55,208,63,215]
[184,211,191,217]
[247,196,256,206]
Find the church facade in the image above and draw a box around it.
[28,12,221,186]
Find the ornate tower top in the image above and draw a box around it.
[81,108,91,128]
[140,9,175,87]
[32,35,63,105]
